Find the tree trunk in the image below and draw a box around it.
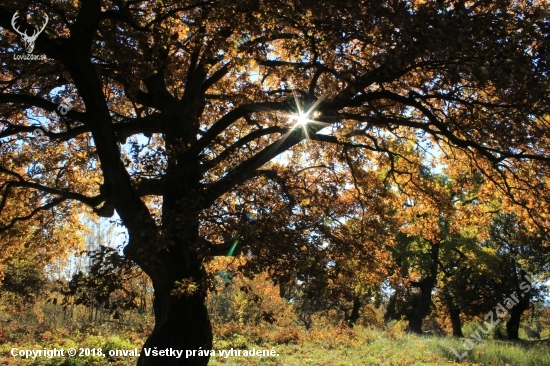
[129,119,214,365]
[506,297,530,340]
[133,240,213,366]
[137,284,212,366]
[345,296,361,328]
[128,217,213,365]
[408,279,433,333]
[408,242,440,334]
[444,293,463,337]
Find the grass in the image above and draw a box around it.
[1,322,549,365]
[209,326,550,366]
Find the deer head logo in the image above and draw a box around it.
[11,11,48,54]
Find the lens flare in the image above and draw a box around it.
[245,212,258,223]
[227,238,240,256]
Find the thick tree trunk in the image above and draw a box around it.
[408,279,434,333]
[137,284,212,366]
[125,93,213,364]
[133,241,213,366]
[444,294,463,337]
[132,122,213,365]
[128,213,213,365]
[448,302,463,337]
[408,242,440,334]
[506,297,530,340]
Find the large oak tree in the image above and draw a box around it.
[1,1,549,365]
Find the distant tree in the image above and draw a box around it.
[0,197,86,313]
[1,1,549,365]
[0,258,46,313]
[430,210,550,340]
[58,245,142,322]
[485,213,550,340]
[386,165,504,335]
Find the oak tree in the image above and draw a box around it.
[1,1,549,365]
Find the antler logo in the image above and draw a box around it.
[11,11,48,54]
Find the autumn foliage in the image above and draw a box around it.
[1,1,550,365]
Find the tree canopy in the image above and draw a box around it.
[1,1,549,365]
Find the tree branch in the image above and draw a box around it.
[0,196,67,233]
[201,126,290,171]
[201,123,327,207]
[0,176,104,210]
[202,62,231,92]
[0,112,164,142]
[133,177,164,196]
[0,93,89,123]
[71,0,101,54]
[187,101,292,157]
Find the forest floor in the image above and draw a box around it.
[1,320,549,365]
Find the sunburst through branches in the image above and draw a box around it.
[284,91,326,141]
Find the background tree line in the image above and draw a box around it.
[2,163,549,344]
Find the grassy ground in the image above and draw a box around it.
[1,323,549,365]
[208,326,550,366]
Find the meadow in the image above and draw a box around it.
[1,318,548,366]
